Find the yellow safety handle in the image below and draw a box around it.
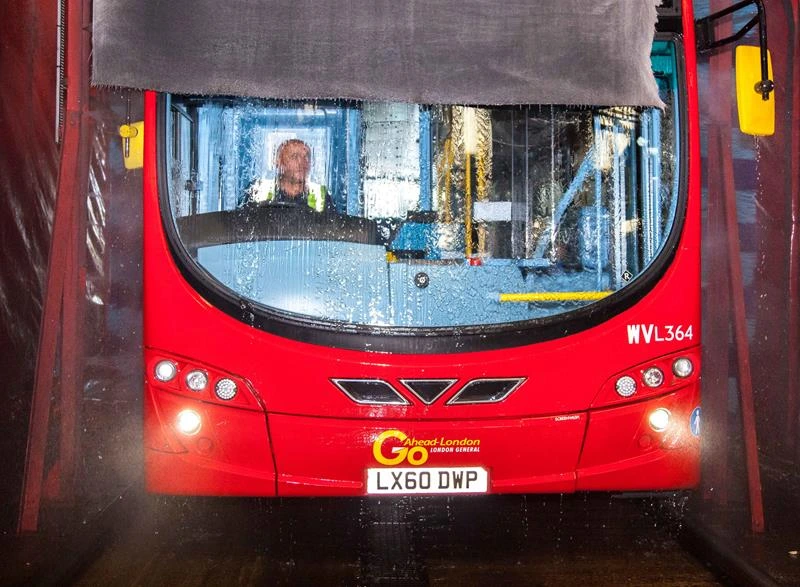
[118,124,139,139]
[118,121,144,170]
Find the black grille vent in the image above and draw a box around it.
[399,379,456,405]
[446,378,525,405]
[331,379,410,405]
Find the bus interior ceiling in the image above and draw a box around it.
[1,0,799,585]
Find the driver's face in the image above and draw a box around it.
[277,142,311,196]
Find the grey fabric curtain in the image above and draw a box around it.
[92,0,663,106]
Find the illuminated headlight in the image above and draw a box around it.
[642,367,664,388]
[648,408,671,432]
[176,409,202,435]
[615,376,637,397]
[185,370,209,392]
[672,357,694,378]
[154,360,178,382]
[214,378,238,401]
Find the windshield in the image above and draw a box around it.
[164,41,681,331]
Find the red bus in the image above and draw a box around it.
[142,6,701,496]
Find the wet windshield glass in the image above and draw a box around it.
[165,41,680,329]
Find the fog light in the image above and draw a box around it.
[648,408,671,432]
[643,367,664,388]
[185,370,208,392]
[672,357,694,378]
[176,409,202,435]
[155,360,178,382]
[214,378,238,401]
[615,376,637,397]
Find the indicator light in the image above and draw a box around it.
[215,378,238,401]
[642,367,664,388]
[176,409,202,435]
[155,360,178,382]
[672,357,694,378]
[615,376,637,397]
[648,408,671,432]
[185,370,209,392]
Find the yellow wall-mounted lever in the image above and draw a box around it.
[119,121,144,169]
[735,46,775,136]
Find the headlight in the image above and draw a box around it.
[672,357,694,378]
[176,409,202,435]
[648,408,671,432]
[615,376,637,397]
[214,378,238,401]
[642,367,664,388]
[185,370,209,392]
[155,360,178,382]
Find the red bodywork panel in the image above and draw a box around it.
[143,3,702,496]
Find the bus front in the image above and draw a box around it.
[143,18,700,496]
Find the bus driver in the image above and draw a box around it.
[247,139,329,212]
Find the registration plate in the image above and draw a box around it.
[367,467,489,495]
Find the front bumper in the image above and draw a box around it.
[145,383,700,496]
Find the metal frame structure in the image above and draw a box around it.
[18,0,91,533]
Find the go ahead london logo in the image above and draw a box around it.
[372,429,481,466]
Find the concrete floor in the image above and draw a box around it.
[69,493,722,586]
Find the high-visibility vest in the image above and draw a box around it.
[249,179,326,212]
[305,183,327,212]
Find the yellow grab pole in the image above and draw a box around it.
[465,153,473,258]
[463,107,477,259]
[476,150,486,255]
[498,291,613,303]
[444,137,453,223]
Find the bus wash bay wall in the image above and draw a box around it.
[1,0,143,536]
[697,0,800,532]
